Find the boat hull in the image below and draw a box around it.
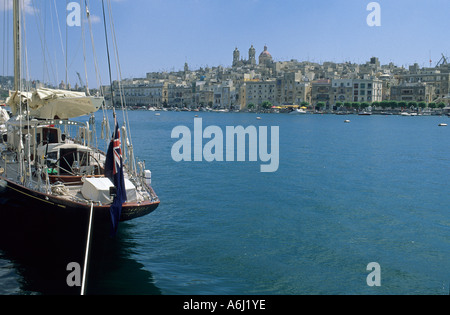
[0,177,159,243]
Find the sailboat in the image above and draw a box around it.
[0,1,159,244]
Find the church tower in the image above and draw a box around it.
[249,45,256,66]
[233,47,240,67]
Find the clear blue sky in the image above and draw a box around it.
[1,0,450,87]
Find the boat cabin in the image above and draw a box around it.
[5,119,103,183]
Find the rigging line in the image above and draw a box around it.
[79,0,89,94]
[106,1,126,110]
[21,0,29,87]
[4,0,12,77]
[85,0,110,150]
[52,0,66,63]
[15,0,23,181]
[66,0,69,86]
[21,0,32,186]
[30,0,56,84]
[101,0,115,114]
[53,0,66,82]
[7,0,10,76]
[106,3,133,138]
[49,0,59,84]
[67,36,83,72]
[105,0,124,112]
[105,2,126,122]
[2,0,6,76]
[84,0,103,92]
[42,0,46,83]
[106,0,137,176]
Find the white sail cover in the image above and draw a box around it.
[0,107,9,124]
[0,107,9,134]
[7,88,103,119]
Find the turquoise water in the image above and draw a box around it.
[1,111,450,295]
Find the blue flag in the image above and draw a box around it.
[105,118,127,235]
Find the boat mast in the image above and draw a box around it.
[13,0,21,91]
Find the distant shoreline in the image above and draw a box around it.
[123,106,450,117]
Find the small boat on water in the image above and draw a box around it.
[289,108,307,115]
[438,123,447,127]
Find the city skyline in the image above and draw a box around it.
[1,0,450,86]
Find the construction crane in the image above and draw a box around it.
[76,72,84,88]
[76,72,90,95]
[435,53,448,67]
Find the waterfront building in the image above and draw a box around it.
[167,83,193,108]
[352,78,383,103]
[311,79,332,108]
[378,73,397,101]
[239,84,247,110]
[210,80,237,109]
[330,78,382,104]
[276,72,311,105]
[390,82,434,103]
[331,79,353,104]
[107,80,169,108]
[240,79,276,109]
[98,49,450,111]
[398,67,450,102]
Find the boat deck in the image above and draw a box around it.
[0,142,157,207]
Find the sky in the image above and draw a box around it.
[1,0,450,88]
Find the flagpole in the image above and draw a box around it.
[81,202,94,295]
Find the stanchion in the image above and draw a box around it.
[81,202,94,295]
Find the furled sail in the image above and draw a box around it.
[7,88,103,119]
[0,107,9,136]
[0,107,9,124]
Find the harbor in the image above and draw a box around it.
[121,103,450,117]
[1,110,450,295]
[1,0,449,298]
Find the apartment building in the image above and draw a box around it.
[240,79,276,109]
[311,79,331,106]
[399,68,450,101]
[330,79,353,103]
[352,78,383,103]
[276,72,311,105]
[390,82,434,103]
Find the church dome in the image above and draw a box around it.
[259,45,273,65]
[259,45,271,57]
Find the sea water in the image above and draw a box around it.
[1,111,449,295]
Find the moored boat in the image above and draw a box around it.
[0,0,160,248]
[289,108,307,115]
